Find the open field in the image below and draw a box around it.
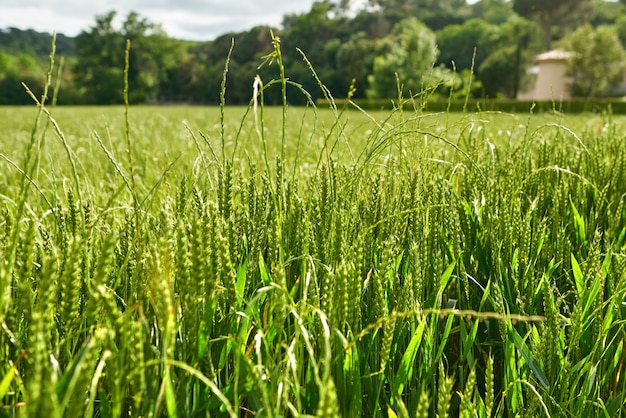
[1,104,613,190]
[1,102,626,417]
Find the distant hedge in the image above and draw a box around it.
[323,98,626,114]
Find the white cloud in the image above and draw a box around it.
[0,0,319,40]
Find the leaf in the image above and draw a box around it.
[461,315,480,363]
[582,274,601,319]
[0,364,16,399]
[612,340,624,371]
[600,252,611,280]
[428,260,457,308]
[259,253,271,286]
[343,345,362,416]
[387,407,399,418]
[164,365,178,418]
[435,313,455,363]
[606,389,626,417]
[601,305,615,337]
[601,339,623,388]
[166,359,237,417]
[392,321,426,398]
[570,200,586,244]
[97,389,112,418]
[508,326,549,389]
[617,227,626,249]
[85,350,111,418]
[585,364,597,398]
[235,261,247,307]
[197,298,216,360]
[58,338,97,412]
[571,253,584,299]
[438,260,456,297]
[504,338,521,412]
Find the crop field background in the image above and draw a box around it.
[2,57,626,417]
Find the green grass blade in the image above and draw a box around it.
[392,320,426,399]
[508,325,549,389]
[571,253,584,299]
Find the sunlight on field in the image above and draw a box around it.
[1,104,612,168]
[2,103,626,417]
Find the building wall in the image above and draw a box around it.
[518,51,576,100]
[531,60,571,100]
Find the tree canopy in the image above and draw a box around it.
[74,11,184,104]
[561,23,626,97]
[513,0,592,49]
[367,17,440,99]
[1,0,626,104]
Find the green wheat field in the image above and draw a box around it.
[1,46,626,418]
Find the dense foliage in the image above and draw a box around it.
[561,24,626,98]
[513,0,592,49]
[0,28,75,104]
[2,0,626,105]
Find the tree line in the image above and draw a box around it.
[2,0,626,105]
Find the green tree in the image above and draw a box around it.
[614,13,626,47]
[368,0,471,30]
[437,18,498,72]
[0,49,47,104]
[478,15,536,98]
[121,12,185,102]
[281,0,344,104]
[0,52,46,105]
[74,11,184,104]
[0,28,74,58]
[74,11,125,103]
[469,0,515,25]
[184,26,278,104]
[335,32,378,98]
[367,17,439,99]
[561,23,626,97]
[513,0,592,49]
[590,0,624,27]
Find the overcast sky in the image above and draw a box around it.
[0,0,342,41]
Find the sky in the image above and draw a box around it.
[0,0,342,41]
